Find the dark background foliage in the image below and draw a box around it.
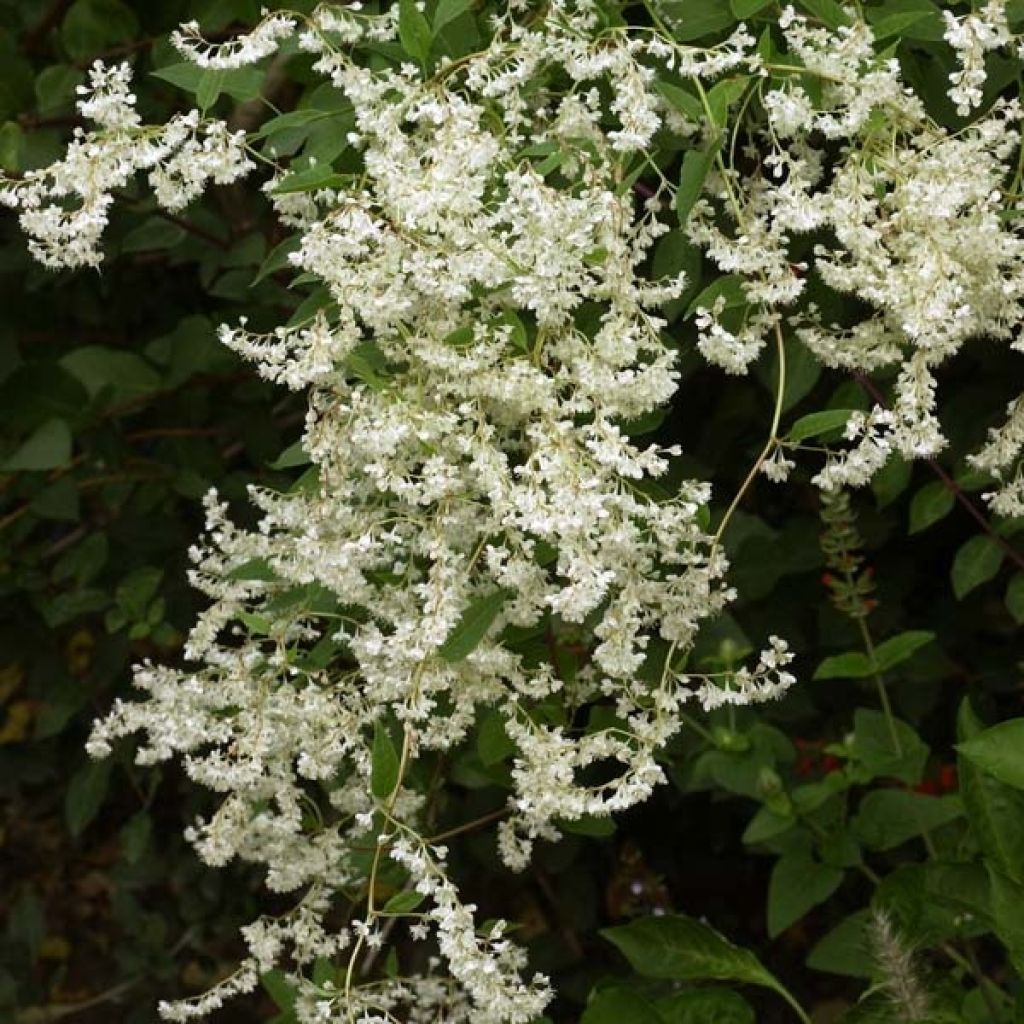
[1,1,1023,1023]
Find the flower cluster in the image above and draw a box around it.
[0,61,251,269]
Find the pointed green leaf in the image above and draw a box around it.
[437,590,507,662]
[872,630,935,673]
[957,718,1024,791]
[676,137,722,226]
[951,535,1003,599]
[788,409,853,443]
[601,913,786,993]
[908,480,954,534]
[767,853,843,937]
[398,0,433,65]
[371,721,401,800]
[2,418,71,472]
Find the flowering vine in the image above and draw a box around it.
[2,1,1023,1021]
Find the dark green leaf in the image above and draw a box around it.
[437,590,507,662]
[2,418,71,471]
[61,346,160,397]
[795,0,851,28]
[852,709,929,785]
[806,910,874,978]
[1005,572,1024,624]
[602,914,786,994]
[872,630,935,673]
[676,138,722,226]
[958,701,1024,884]
[852,791,962,850]
[730,0,772,16]
[398,0,433,65]
[656,989,754,1024]
[788,409,852,442]
[951,535,1003,599]
[382,889,426,914]
[65,758,112,837]
[908,480,954,534]
[434,0,473,32]
[766,853,843,937]
[582,986,663,1024]
[958,718,1024,791]
[371,721,401,800]
[152,63,264,103]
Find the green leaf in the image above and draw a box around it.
[65,758,112,837]
[398,0,433,65]
[582,987,663,1024]
[813,650,872,680]
[253,235,301,284]
[119,812,152,864]
[0,120,23,172]
[371,721,401,800]
[951,535,1003,599]
[742,806,795,845]
[676,138,723,226]
[852,708,929,785]
[705,77,750,132]
[871,456,911,509]
[382,889,426,914]
[685,275,746,319]
[869,9,930,39]
[872,630,935,673]
[115,567,163,617]
[908,480,954,534]
[437,590,507,662]
[654,82,704,122]
[957,718,1024,791]
[62,0,138,60]
[477,710,515,765]
[61,346,160,397]
[601,914,789,995]
[152,63,264,103]
[1005,573,1024,624]
[852,791,962,850]
[268,441,310,470]
[35,64,83,113]
[656,989,754,1024]
[814,631,933,680]
[2,418,71,472]
[658,0,738,41]
[806,910,874,978]
[866,0,945,41]
[730,0,773,16]
[272,165,348,194]
[121,216,187,253]
[795,0,852,28]
[988,866,1024,975]
[958,701,1024,884]
[788,409,852,442]
[261,970,297,1012]
[766,853,843,937]
[434,0,473,32]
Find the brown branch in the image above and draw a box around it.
[21,0,74,55]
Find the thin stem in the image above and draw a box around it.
[711,320,787,552]
[854,615,902,756]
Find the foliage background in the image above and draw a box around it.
[1,1,1023,1022]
